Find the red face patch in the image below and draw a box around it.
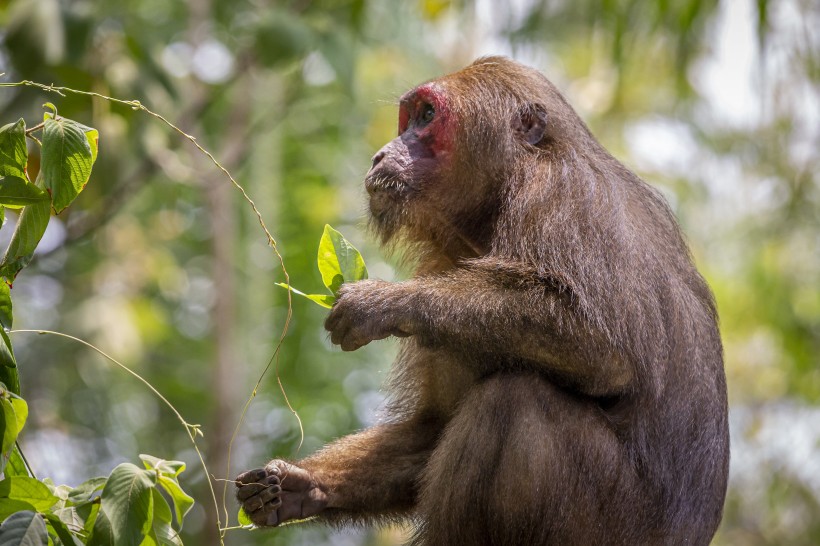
[397,83,453,157]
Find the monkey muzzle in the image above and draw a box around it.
[365,171,404,218]
[365,133,433,220]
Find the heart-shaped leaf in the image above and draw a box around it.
[317,224,367,296]
[41,112,98,214]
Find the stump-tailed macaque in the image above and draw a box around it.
[236,57,729,545]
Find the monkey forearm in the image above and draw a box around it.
[326,266,634,394]
[297,420,437,519]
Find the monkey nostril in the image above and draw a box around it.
[371,151,386,168]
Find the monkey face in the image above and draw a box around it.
[364,60,551,251]
[364,83,455,239]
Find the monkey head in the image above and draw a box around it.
[364,57,558,256]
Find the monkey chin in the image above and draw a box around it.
[365,173,413,242]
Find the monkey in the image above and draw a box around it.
[236,57,729,545]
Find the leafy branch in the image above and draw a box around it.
[0,78,305,540]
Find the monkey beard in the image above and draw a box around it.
[364,170,418,244]
[364,162,489,271]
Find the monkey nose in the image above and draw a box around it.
[371,150,386,168]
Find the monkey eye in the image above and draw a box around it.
[419,103,435,125]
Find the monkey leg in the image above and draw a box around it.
[237,417,441,528]
[413,373,649,546]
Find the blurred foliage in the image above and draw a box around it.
[0,0,817,544]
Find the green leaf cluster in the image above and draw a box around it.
[276,224,368,308]
[0,389,194,546]
[85,456,193,546]
[0,107,195,545]
[0,105,99,397]
[0,105,98,283]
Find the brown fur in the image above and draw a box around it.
[236,57,729,545]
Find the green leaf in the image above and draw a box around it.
[0,510,47,546]
[44,513,83,546]
[40,115,98,214]
[0,120,28,180]
[76,501,99,536]
[0,282,12,330]
[0,176,49,209]
[317,225,368,296]
[0,191,51,281]
[67,477,107,505]
[0,499,38,522]
[149,491,171,528]
[0,477,58,520]
[42,104,57,121]
[46,483,72,507]
[156,477,193,531]
[273,226,367,309]
[237,507,253,527]
[88,463,155,546]
[137,456,191,531]
[0,330,19,396]
[138,455,185,479]
[0,391,27,474]
[5,447,30,478]
[139,489,181,546]
[274,283,336,309]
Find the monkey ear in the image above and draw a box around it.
[513,104,549,146]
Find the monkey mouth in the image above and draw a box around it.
[365,172,408,194]
[364,173,410,217]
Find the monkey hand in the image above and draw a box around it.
[235,460,328,527]
[325,279,416,351]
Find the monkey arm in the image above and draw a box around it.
[300,417,439,521]
[326,259,632,396]
[236,418,438,527]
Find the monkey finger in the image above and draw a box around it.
[324,310,338,331]
[329,320,353,347]
[341,338,366,351]
[245,486,283,513]
[324,305,347,333]
[242,494,266,513]
[329,328,345,347]
[235,468,268,486]
[236,483,268,502]
[256,484,282,504]
[340,327,374,351]
[237,474,280,499]
[250,488,282,514]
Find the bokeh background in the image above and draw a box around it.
[0,0,818,544]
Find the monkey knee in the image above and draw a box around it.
[455,374,621,482]
[427,373,563,482]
